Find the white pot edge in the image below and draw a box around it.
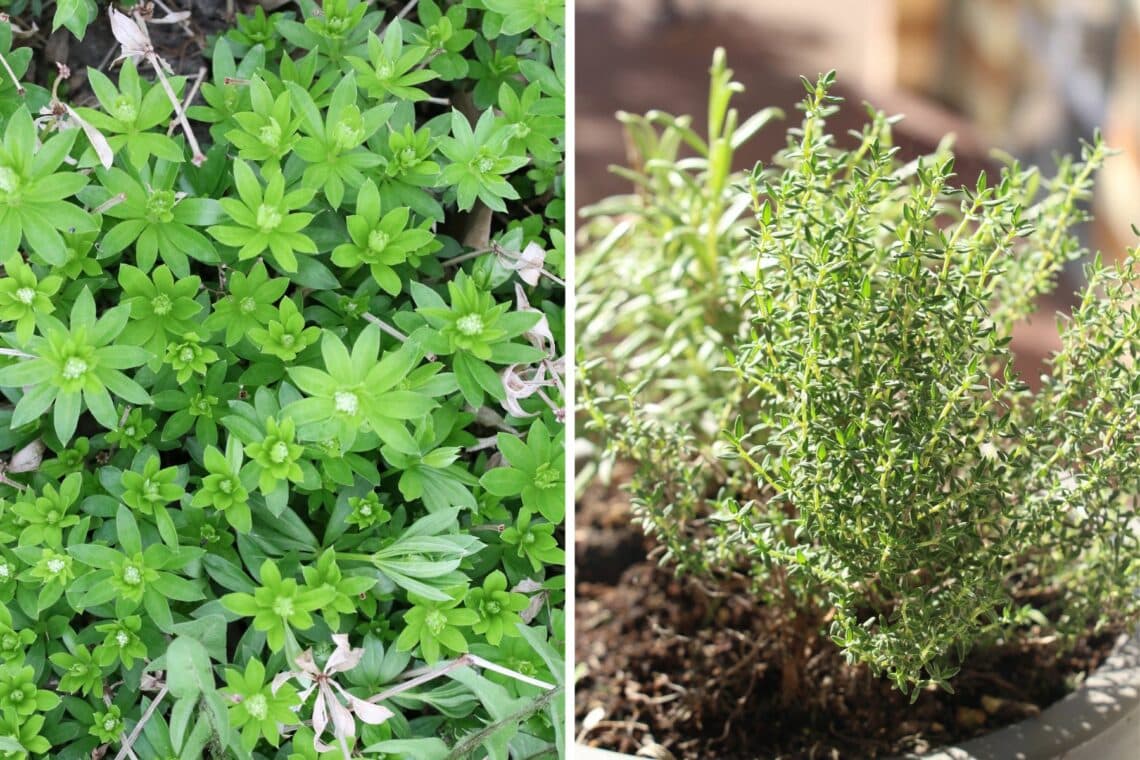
[574,625,1140,760]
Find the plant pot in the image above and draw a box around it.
[575,626,1140,760]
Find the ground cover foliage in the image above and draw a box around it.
[0,1,566,757]
[580,50,1139,701]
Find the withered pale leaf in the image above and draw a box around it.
[515,241,546,286]
[324,634,365,675]
[346,692,393,725]
[7,439,44,473]
[65,106,113,169]
[108,8,150,63]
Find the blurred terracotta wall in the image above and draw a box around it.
[574,0,1140,380]
[892,0,1140,258]
[577,0,1139,255]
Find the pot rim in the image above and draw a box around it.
[574,625,1140,760]
[914,624,1140,759]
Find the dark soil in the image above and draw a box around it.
[11,0,236,101]
[9,1,429,103]
[575,484,1125,760]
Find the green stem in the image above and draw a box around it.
[937,194,982,295]
[443,686,562,760]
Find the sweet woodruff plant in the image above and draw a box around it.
[0,0,565,757]
[580,50,1139,697]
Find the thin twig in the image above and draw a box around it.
[536,388,562,416]
[0,474,26,490]
[169,65,207,137]
[97,45,118,72]
[466,436,500,453]
[118,745,139,760]
[127,10,204,165]
[397,0,420,20]
[150,0,200,46]
[114,685,168,760]
[0,50,25,95]
[149,57,204,165]
[361,312,411,343]
[0,348,34,359]
[467,654,556,690]
[93,192,127,215]
[440,247,492,267]
[361,312,436,361]
[7,24,37,40]
[542,358,565,394]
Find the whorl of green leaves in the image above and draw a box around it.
[580,51,1138,695]
[0,1,565,756]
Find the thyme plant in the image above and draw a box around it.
[0,1,566,757]
[580,51,1140,697]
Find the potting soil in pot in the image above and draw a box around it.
[575,492,1125,760]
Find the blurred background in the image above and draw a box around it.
[577,0,1140,267]
[577,0,1140,406]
